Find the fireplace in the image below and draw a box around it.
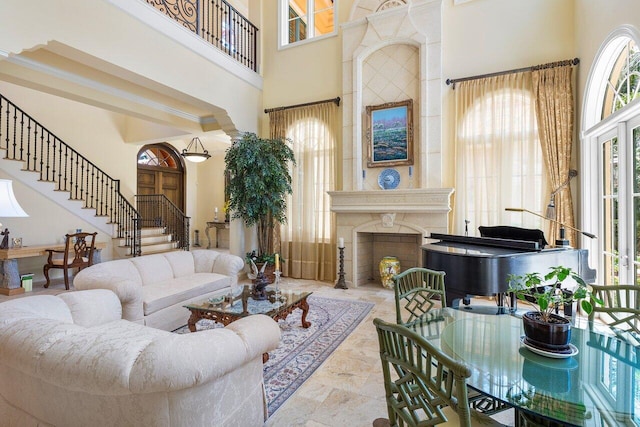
[329,188,453,287]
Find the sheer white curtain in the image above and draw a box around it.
[269,102,338,281]
[454,72,548,238]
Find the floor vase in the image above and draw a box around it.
[379,256,400,289]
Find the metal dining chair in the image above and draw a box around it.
[393,267,447,324]
[374,318,507,427]
[43,232,97,290]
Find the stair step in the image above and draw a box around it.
[141,227,166,236]
[141,246,183,256]
[140,234,172,244]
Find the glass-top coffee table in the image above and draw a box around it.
[184,285,312,333]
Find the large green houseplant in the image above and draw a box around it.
[224,132,296,264]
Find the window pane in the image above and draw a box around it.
[603,138,620,287]
[314,0,334,36]
[602,40,640,119]
[288,6,307,43]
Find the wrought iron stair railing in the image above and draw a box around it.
[145,0,259,72]
[135,194,190,251]
[0,93,142,257]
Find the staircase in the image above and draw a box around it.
[0,93,189,256]
[115,227,179,256]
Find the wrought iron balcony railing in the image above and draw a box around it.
[145,0,259,72]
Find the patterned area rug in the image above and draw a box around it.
[174,295,374,416]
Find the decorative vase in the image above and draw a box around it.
[379,256,400,289]
[522,311,572,352]
[255,262,276,284]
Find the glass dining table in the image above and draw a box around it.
[405,308,640,426]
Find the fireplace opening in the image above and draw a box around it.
[356,232,422,286]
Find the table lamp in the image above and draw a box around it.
[0,179,29,249]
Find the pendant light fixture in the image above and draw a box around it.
[181,137,211,163]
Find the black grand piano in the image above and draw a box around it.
[422,232,596,311]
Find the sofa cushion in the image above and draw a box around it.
[162,251,196,278]
[130,254,175,286]
[142,273,230,316]
[192,249,220,273]
[58,290,122,327]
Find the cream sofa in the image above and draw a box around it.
[0,289,281,427]
[73,249,245,331]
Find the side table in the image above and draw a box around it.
[205,221,229,248]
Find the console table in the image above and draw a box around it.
[205,221,229,248]
[0,242,107,295]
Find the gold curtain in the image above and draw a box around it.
[532,65,576,246]
[453,72,547,236]
[268,102,338,281]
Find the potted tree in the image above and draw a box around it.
[224,132,295,282]
[508,266,601,354]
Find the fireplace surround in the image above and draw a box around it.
[329,188,453,287]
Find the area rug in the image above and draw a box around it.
[173,295,374,416]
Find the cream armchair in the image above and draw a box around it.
[0,289,281,427]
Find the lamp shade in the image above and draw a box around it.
[0,179,28,217]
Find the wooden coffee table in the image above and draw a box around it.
[184,285,312,333]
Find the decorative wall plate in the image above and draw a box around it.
[378,168,400,190]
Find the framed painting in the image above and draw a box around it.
[366,99,413,167]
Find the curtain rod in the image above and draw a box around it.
[264,96,341,114]
[446,58,580,89]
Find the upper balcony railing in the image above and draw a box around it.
[145,0,258,72]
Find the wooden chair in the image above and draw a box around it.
[393,267,447,324]
[44,232,97,290]
[373,318,506,427]
[587,284,640,340]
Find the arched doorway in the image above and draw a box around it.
[137,143,185,211]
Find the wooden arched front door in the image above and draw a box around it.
[137,143,185,211]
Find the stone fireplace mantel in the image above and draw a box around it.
[329,188,453,287]
[328,188,453,213]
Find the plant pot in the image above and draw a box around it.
[522,311,571,352]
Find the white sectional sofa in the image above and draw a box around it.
[0,289,281,427]
[74,249,245,331]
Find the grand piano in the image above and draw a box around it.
[422,232,596,311]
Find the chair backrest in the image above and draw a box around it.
[393,267,446,324]
[374,318,473,427]
[588,284,640,336]
[64,232,97,266]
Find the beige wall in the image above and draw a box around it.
[260,0,343,138]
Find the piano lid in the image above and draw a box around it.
[429,233,541,251]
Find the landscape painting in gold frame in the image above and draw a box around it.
[366,99,413,167]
